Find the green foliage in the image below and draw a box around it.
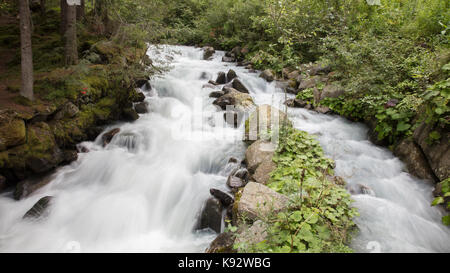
[239,128,358,253]
[431,178,450,226]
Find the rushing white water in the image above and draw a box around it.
[0,45,449,253]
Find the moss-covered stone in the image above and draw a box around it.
[0,110,26,151]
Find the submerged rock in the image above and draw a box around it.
[23,196,53,219]
[134,102,148,114]
[198,197,223,233]
[14,174,54,200]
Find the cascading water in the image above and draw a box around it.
[0,45,449,253]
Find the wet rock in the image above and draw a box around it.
[259,69,275,82]
[348,184,375,196]
[23,196,53,219]
[200,72,211,80]
[228,157,239,164]
[134,102,148,114]
[233,168,250,183]
[235,220,268,250]
[131,91,146,103]
[122,108,139,121]
[206,232,236,253]
[213,89,255,112]
[77,145,90,153]
[252,160,276,185]
[232,79,249,93]
[216,72,227,84]
[244,105,291,143]
[0,110,26,151]
[236,182,289,221]
[202,83,216,89]
[209,91,225,98]
[227,69,237,82]
[135,78,150,88]
[245,140,276,173]
[227,175,246,189]
[222,56,236,63]
[413,122,449,181]
[14,174,54,200]
[0,175,6,192]
[208,80,219,86]
[394,139,437,182]
[198,197,223,233]
[203,46,215,60]
[210,188,234,207]
[54,102,79,120]
[62,150,78,164]
[102,128,121,146]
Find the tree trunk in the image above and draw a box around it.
[64,3,78,66]
[76,0,85,21]
[60,0,67,35]
[19,0,34,100]
[40,0,45,16]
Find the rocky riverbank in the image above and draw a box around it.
[0,40,152,200]
[197,47,359,252]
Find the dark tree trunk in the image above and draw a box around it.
[64,3,78,66]
[76,0,85,21]
[60,0,67,35]
[19,0,34,100]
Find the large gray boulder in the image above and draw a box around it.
[245,140,276,173]
[259,69,275,82]
[235,220,268,251]
[236,182,289,221]
[213,89,255,112]
[252,160,276,185]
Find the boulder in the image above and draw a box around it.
[210,188,234,207]
[232,79,249,93]
[203,46,215,60]
[131,91,146,103]
[259,69,275,82]
[216,72,227,84]
[252,160,276,185]
[222,56,236,63]
[122,108,139,121]
[287,70,300,80]
[23,196,53,219]
[62,150,78,164]
[102,128,121,146]
[227,175,247,190]
[228,157,239,164]
[198,197,223,233]
[0,175,6,192]
[306,64,331,76]
[0,110,26,151]
[134,102,148,114]
[285,99,307,108]
[315,106,332,114]
[245,140,276,173]
[235,220,268,250]
[413,122,449,181]
[206,232,236,253]
[54,102,79,120]
[213,89,255,112]
[236,182,289,221]
[209,91,225,98]
[14,174,54,200]
[244,105,291,143]
[320,84,345,100]
[227,69,237,82]
[394,139,437,182]
[298,76,321,91]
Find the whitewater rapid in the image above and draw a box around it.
[0,45,448,253]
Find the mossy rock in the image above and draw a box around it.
[0,110,26,151]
